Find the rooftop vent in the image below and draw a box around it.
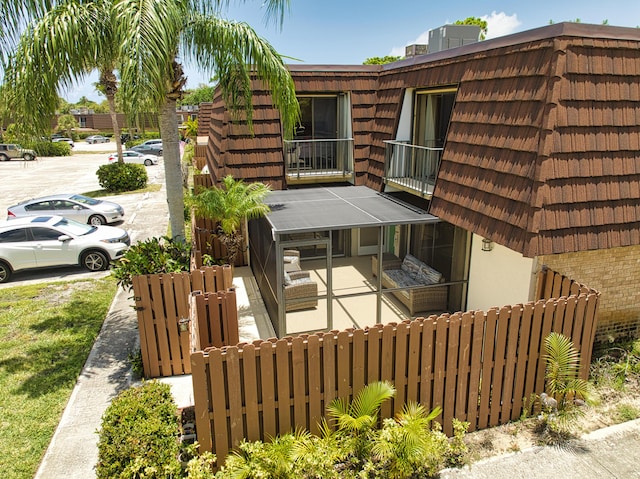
[427,24,481,54]
[405,44,428,58]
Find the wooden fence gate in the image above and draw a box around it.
[132,265,234,378]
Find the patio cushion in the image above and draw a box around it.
[284,271,292,285]
[384,268,420,288]
[289,277,313,286]
[417,263,443,285]
[400,253,423,280]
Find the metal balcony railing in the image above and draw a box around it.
[383,140,443,197]
[284,138,354,178]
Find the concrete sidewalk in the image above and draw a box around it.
[33,266,272,478]
[441,418,640,478]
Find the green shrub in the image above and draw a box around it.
[96,162,148,192]
[30,141,71,157]
[111,236,192,290]
[96,381,181,479]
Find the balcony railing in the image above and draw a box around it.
[384,140,443,197]
[284,138,354,178]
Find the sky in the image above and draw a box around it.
[62,0,640,103]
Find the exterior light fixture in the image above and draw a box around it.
[482,238,494,252]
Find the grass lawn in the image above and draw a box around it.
[0,276,117,479]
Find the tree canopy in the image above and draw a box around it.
[363,55,402,65]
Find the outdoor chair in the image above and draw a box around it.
[284,270,318,312]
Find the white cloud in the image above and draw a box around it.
[481,11,522,39]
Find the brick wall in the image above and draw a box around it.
[539,245,640,344]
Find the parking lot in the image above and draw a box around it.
[0,143,169,287]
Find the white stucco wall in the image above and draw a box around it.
[466,234,537,311]
[396,89,414,140]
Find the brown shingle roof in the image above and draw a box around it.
[203,22,640,257]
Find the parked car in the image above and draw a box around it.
[120,133,140,143]
[129,144,163,156]
[53,137,74,147]
[108,150,159,166]
[0,215,130,283]
[140,139,162,147]
[86,135,110,144]
[7,193,125,225]
[0,143,36,161]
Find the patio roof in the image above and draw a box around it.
[265,185,438,235]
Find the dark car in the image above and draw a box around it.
[120,133,140,143]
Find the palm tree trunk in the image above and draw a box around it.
[106,94,124,163]
[100,70,124,162]
[160,97,186,241]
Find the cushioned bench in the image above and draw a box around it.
[381,253,448,315]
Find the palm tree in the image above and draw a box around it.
[2,0,127,161]
[543,332,594,428]
[189,175,271,264]
[114,0,300,241]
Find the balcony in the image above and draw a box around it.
[384,140,443,197]
[284,138,354,184]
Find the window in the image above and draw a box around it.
[0,228,28,243]
[414,88,456,148]
[25,201,54,211]
[30,227,63,241]
[53,200,83,211]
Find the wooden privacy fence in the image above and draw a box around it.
[190,289,239,350]
[191,288,599,462]
[132,265,234,378]
[193,173,213,193]
[190,211,247,267]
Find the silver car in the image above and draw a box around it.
[0,215,130,283]
[108,150,159,166]
[7,194,125,225]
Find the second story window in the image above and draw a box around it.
[414,88,456,148]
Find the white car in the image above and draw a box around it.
[53,137,75,147]
[108,150,159,166]
[0,215,130,283]
[7,193,125,225]
[86,135,110,144]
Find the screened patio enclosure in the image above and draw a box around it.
[248,185,464,337]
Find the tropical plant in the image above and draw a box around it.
[326,380,396,462]
[2,0,127,160]
[55,114,79,138]
[183,117,199,141]
[189,175,272,264]
[114,0,300,242]
[3,0,299,241]
[111,236,192,291]
[542,332,595,429]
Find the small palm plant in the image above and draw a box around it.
[373,403,449,478]
[189,175,271,264]
[326,381,396,463]
[542,332,595,430]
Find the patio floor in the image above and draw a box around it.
[284,255,428,336]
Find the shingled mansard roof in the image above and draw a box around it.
[203,22,640,258]
[419,23,640,257]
